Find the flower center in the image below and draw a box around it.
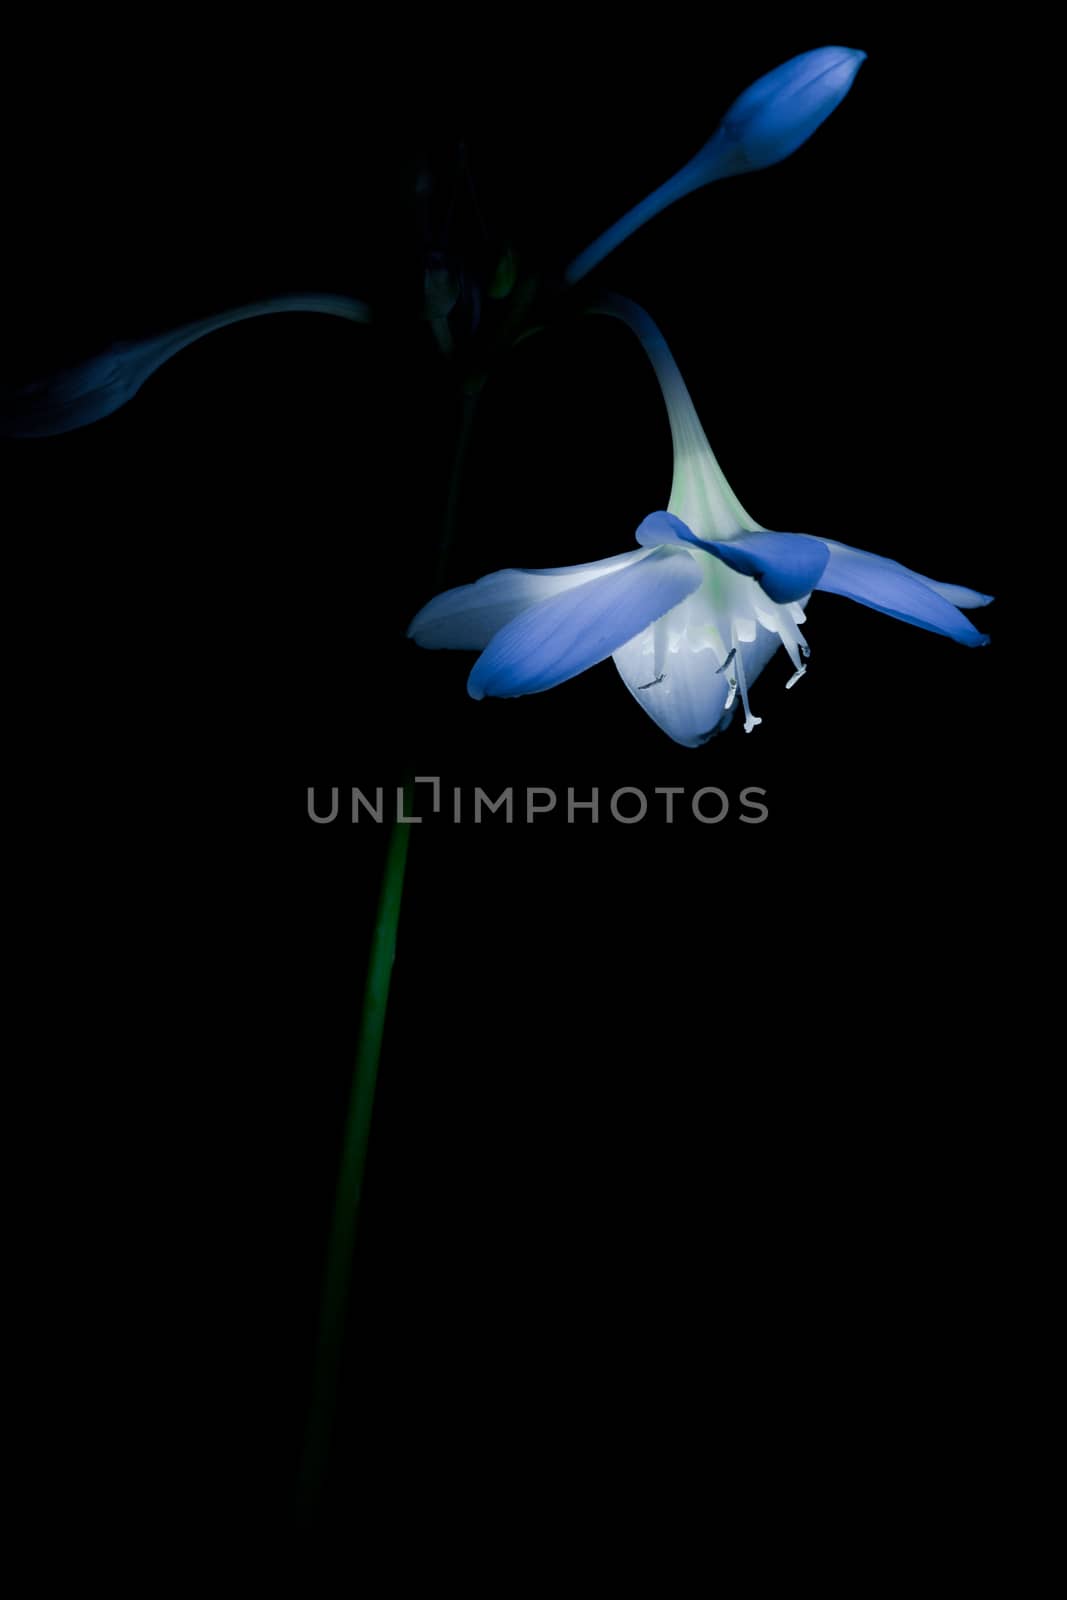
[672,551,812,733]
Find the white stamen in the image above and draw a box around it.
[732,629,762,733]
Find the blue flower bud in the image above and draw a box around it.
[1,294,369,439]
[565,47,866,284]
[701,46,867,176]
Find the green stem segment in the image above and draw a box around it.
[296,785,414,1524]
[298,380,481,1527]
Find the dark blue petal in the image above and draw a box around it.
[637,516,829,605]
[700,532,830,603]
[468,548,702,699]
[817,544,991,646]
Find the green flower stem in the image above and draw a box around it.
[296,782,414,1525]
[298,380,482,1528]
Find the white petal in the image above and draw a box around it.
[408,550,646,651]
[613,594,733,748]
[612,564,788,746]
[738,614,786,689]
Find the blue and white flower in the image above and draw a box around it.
[408,299,992,747]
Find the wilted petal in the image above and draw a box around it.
[408,550,647,650]
[1,293,370,438]
[817,543,991,646]
[467,548,702,699]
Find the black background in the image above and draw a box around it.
[4,13,1029,1564]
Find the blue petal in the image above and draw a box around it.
[700,532,830,603]
[823,541,993,610]
[634,511,712,552]
[817,544,991,646]
[637,515,829,605]
[468,548,703,700]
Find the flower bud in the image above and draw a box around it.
[1,294,369,438]
[700,46,866,178]
[564,47,866,284]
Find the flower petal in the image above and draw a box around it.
[699,531,830,604]
[408,551,647,651]
[636,515,829,605]
[634,510,711,552]
[823,541,993,609]
[467,549,702,700]
[817,543,991,646]
[613,614,733,748]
